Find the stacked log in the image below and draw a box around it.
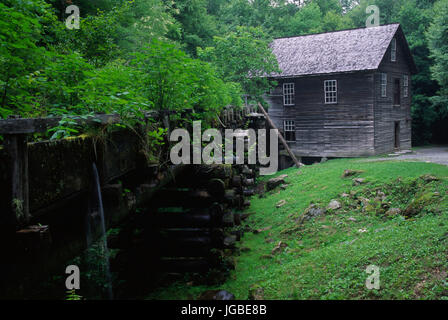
[150,163,256,274]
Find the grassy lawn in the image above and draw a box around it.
[147,158,448,300]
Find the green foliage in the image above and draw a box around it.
[427,0,448,115]
[65,289,83,301]
[75,60,148,121]
[55,0,178,66]
[148,157,448,300]
[198,26,279,99]
[133,40,241,125]
[0,0,50,116]
[287,2,323,36]
[2,0,448,146]
[1,0,240,145]
[346,0,445,144]
[170,0,218,55]
[321,10,353,32]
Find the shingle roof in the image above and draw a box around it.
[270,24,409,78]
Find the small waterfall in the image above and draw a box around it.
[87,163,114,300]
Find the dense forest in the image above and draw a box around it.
[1,0,447,144]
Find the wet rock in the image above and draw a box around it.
[342,169,364,178]
[377,191,386,200]
[276,199,287,208]
[381,202,391,210]
[298,204,325,223]
[254,226,272,234]
[327,200,341,210]
[242,166,253,176]
[267,175,288,191]
[198,290,235,300]
[240,212,254,221]
[280,184,288,190]
[386,208,402,217]
[343,239,357,245]
[403,192,438,217]
[420,174,439,183]
[224,235,237,247]
[248,286,264,300]
[353,178,366,186]
[271,241,288,255]
[358,197,370,206]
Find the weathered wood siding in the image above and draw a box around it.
[266,71,375,157]
[374,35,412,153]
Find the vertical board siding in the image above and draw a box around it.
[266,27,414,158]
[267,72,375,157]
[374,36,412,153]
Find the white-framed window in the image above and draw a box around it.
[403,74,409,98]
[391,38,397,62]
[381,73,387,97]
[283,83,295,106]
[283,120,295,142]
[324,80,337,104]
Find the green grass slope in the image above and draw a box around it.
[148,158,448,300]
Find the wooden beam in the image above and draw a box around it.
[0,114,121,134]
[257,102,302,168]
[4,134,30,226]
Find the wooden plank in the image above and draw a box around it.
[0,114,121,134]
[257,102,302,168]
[265,72,377,157]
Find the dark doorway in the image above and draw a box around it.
[394,121,400,149]
[394,78,401,105]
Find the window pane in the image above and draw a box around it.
[284,120,295,141]
[381,73,387,97]
[391,38,397,62]
[403,75,409,97]
[283,83,295,106]
[324,80,337,104]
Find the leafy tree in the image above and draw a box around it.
[169,0,218,56]
[427,0,448,114]
[198,26,280,99]
[132,39,240,125]
[321,10,353,32]
[215,0,300,37]
[0,0,56,117]
[287,2,323,36]
[310,0,343,15]
[56,0,179,65]
[339,0,360,13]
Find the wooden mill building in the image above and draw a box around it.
[266,23,417,158]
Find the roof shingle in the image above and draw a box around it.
[270,24,401,78]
